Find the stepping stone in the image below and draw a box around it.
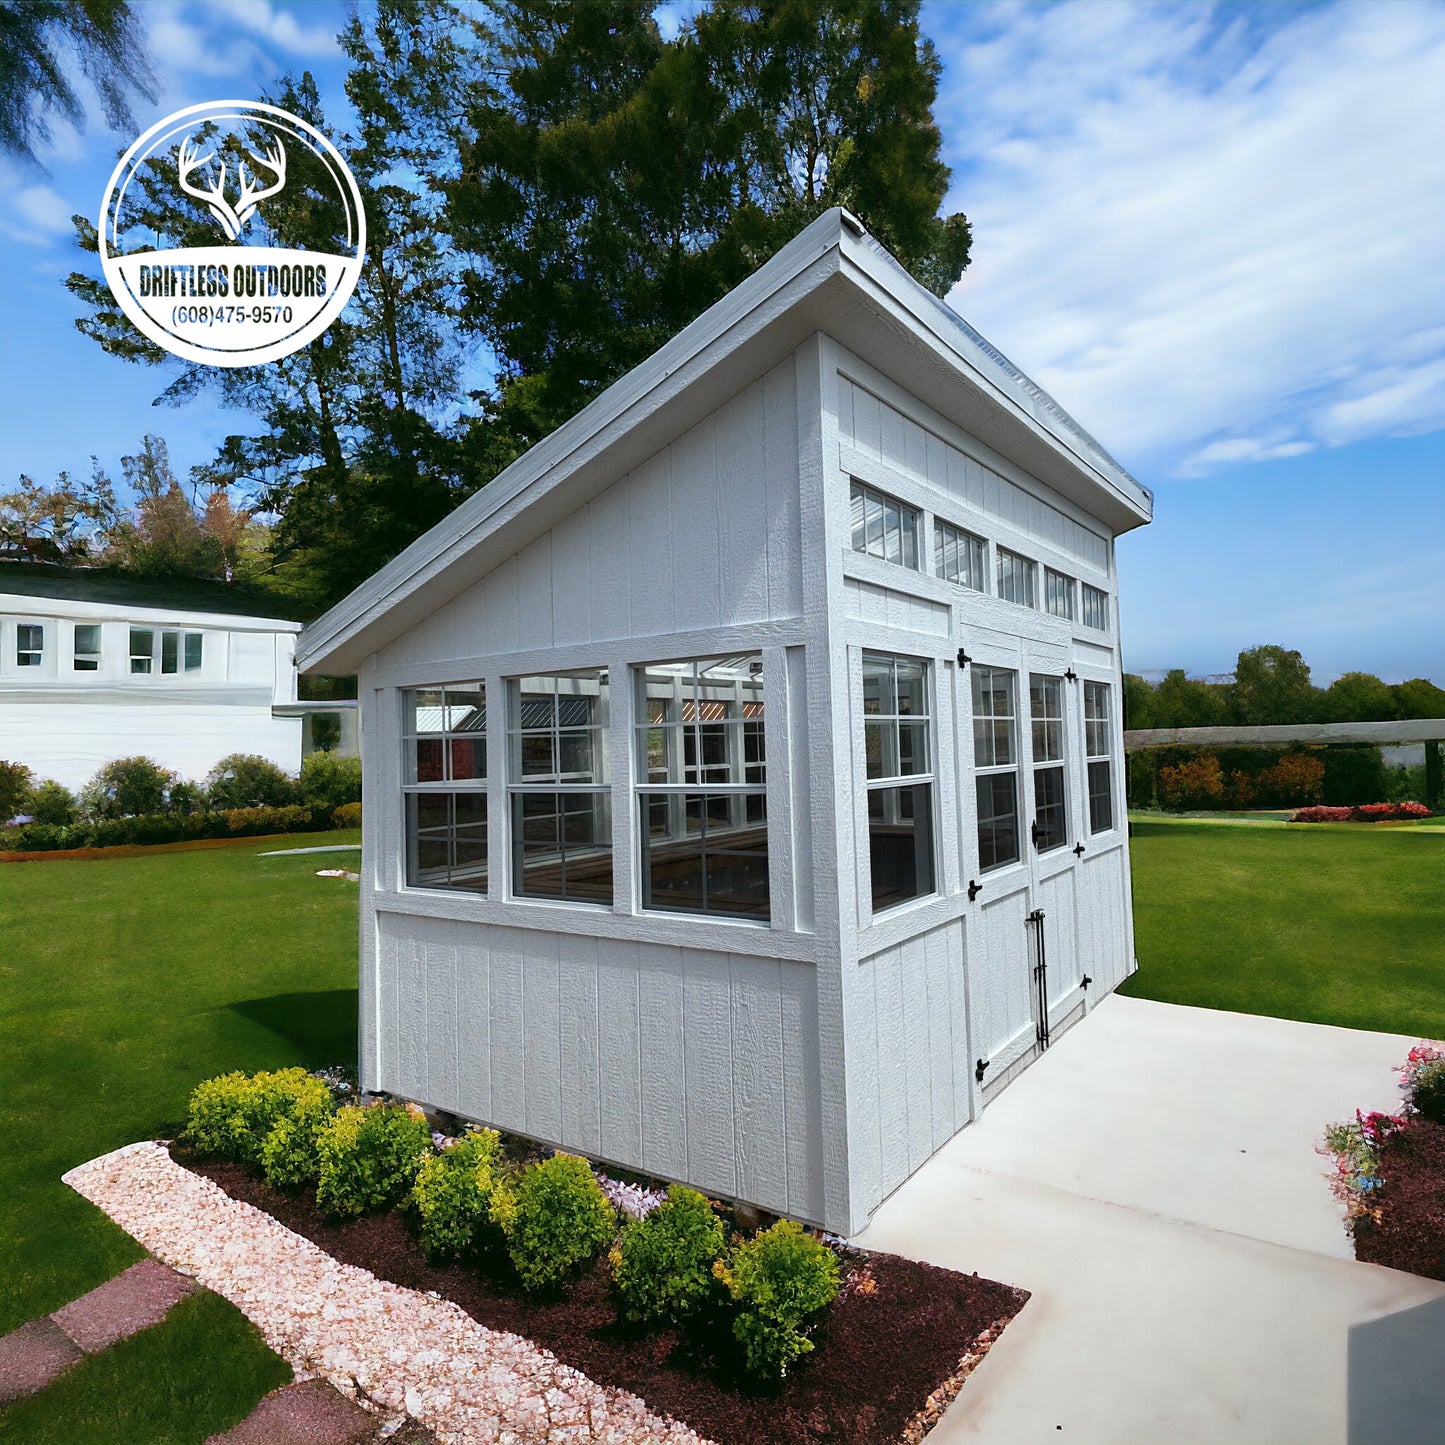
[207,1379,378,1444]
[51,1257,197,1354]
[0,1317,83,1403]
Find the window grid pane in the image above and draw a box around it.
[1082,585,1110,631]
[849,480,920,570]
[403,681,488,894]
[973,666,1021,871]
[1083,681,1115,834]
[17,623,44,666]
[934,519,987,591]
[996,548,1038,608]
[129,628,153,674]
[1044,568,1075,620]
[74,623,101,671]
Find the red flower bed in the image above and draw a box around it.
[1291,802,1432,823]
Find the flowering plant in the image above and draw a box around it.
[1292,802,1432,824]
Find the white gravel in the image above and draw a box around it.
[64,1142,713,1445]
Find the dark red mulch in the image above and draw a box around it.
[175,1151,1027,1445]
[1354,1119,1445,1280]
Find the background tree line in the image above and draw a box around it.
[5,0,972,615]
[1125,644,1445,730]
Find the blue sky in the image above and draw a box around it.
[1,0,1441,683]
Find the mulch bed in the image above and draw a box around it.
[1353,1119,1445,1280]
[175,1150,1027,1445]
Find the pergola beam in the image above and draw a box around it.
[1124,719,1445,749]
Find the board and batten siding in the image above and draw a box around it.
[379,359,803,672]
[375,913,824,1222]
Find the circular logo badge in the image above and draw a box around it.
[99,100,365,367]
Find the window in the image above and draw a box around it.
[850,480,919,569]
[935,519,987,591]
[129,628,153,674]
[161,630,180,674]
[510,670,611,904]
[403,684,487,892]
[973,666,1020,871]
[184,633,203,671]
[73,624,101,671]
[636,656,768,920]
[1029,675,1068,852]
[996,547,1038,608]
[1044,568,1075,620]
[16,623,44,667]
[862,653,935,912]
[1082,584,1110,631]
[1084,681,1115,834]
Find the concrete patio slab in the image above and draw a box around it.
[853,995,1445,1445]
[0,1317,82,1403]
[51,1257,197,1354]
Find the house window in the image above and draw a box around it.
[161,630,180,674]
[862,653,935,912]
[935,519,987,591]
[509,669,611,904]
[16,623,44,667]
[1029,674,1068,853]
[973,666,1020,871]
[635,655,769,920]
[1044,568,1075,620]
[1082,584,1110,631]
[403,684,487,892]
[129,628,153,674]
[850,480,919,569]
[996,547,1037,608]
[73,624,101,671]
[185,633,203,671]
[1084,681,1115,834]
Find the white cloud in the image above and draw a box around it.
[206,1,340,58]
[0,166,82,246]
[926,0,1445,477]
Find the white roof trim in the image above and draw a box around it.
[299,208,1149,673]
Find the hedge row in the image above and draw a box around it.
[1127,744,1402,811]
[2,802,359,853]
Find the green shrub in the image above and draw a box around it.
[315,1103,431,1219]
[184,1067,334,1175]
[300,752,363,813]
[206,753,298,810]
[332,801,362,829]
[82,756,181,819]
[610,1184,725,1325]
[714,1219,840,1380]
[29,780,78,826]
[410,1130,505,1260]
[0,760,34,821]
[489,1153,616,1292]
[1411,1059,1445,1126]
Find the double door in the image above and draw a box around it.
[959,627,1095,1101]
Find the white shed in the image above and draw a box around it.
[298,209,1153,1235]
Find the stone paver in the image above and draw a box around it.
[51,1256,197,1354]
[0,1317,83,1403]
[207,1379,377,1444]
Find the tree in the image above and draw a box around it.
[0,0,155,167]
[1152,669,1228,728]
[1321,672,1397,724]
[1122,674,1156,730]
[1231,645,1317,726]
[0,462,119,561]
[1393,678,1445,720]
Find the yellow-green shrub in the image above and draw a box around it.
[315,1103,431,1219]
[489,1153,616,1292]
[609,1185,724,1325]
[410,1129,505,1260]
[184,1067,334,1179]
[714,1219,840,1379]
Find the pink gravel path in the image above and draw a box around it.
[64,1142,711,1445]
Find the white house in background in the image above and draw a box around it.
[297,208,1154,1235]
[0,563,340,792]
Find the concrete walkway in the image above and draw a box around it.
[853,995,1445,1445]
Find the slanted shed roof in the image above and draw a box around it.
[299,208,1152,675]
[0,560,302,624]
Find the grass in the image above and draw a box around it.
[1123,816,1445,1037]
[0,1290,292,1444]
[0,829,360,1434]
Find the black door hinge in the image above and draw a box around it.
[957,647,972,669]
[967,879,983,902]
[1064,668,1079,683]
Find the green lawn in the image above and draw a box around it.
[0,831,360,1434]
[1123,816,1445,1037]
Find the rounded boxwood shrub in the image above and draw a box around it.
[315,1102,431,1219]
[205,753,298,810]
[300,752,362,813]
[489,1153,616,1292]
[714,1219,840,1380]
[410,1129,505,1260]
[610,1184,725,1325]
[31,778,78,827]
[184,1067,334,1176]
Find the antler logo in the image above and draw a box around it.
[176,133,287,240]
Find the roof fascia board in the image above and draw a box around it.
[0,591,301,631]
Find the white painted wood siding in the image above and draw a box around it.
[378,361,802,672]
[376,913,824,1222]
